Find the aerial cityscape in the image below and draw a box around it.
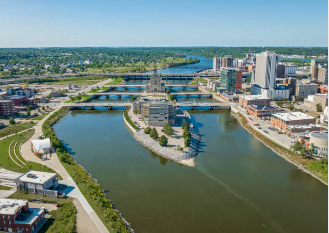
[0,0,328,233]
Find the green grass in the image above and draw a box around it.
[25,75,108,85]
[105,78,123,85]
[64,95,92,103]
[0,122,36,138]
[9,190,73,203]
[124,106,140,130]
[0,184,12,190]
[88,87,101,93]
[38,202,76,233]
[33,112,50,120]
[0,130,61,175]
[306,158,328,182]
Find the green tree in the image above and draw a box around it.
[159,135,168,146]
[9,117,15,125]
[276,101,283,107]
[150,127,158,140]
[162,123,173,136]
[316,103,323,112]
[184,137,191,147]
[183,130,191,140]
[169,94,175,102]
[144,126,151,134]
[296,96,304,101]
[166,89,171,95]
[42,106,45,111]
[131,96,137,102]
[287,104,295,111]
[26,109,31,117]
[182,121,189,131]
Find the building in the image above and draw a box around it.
[221,55,233,68]
[313,94,328,112]
[133,97,177,127]
[238,95,271,109]
[319,85,328,94]
[295,83,319,98]
[247,105,282,118]
[146,71,165,93]
[317,65,328,85]
[277,64,285,78]
[217,92,239,102]
[270,112,321,133]
[50,90,61,98]
[6,87,35,98]
[31,138,52,155]
[5,96,29,108]
[300,133,328,157]
[15,171,59,197]
[311,59,319,80]
[213,56,221,71]
[0,100,15,117]
[251,85,289,99]
[236,70,242,90]
[283,77,297,96]
[207,79,220,91]
[285,65,299,74]
[0,198,45,233]
[219,69,237,92]
[254,52,278,89]
[247,65,255,72]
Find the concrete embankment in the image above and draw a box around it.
[123,112,198,167]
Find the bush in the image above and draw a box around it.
[316,103,323,112]
[166,89,171,95]
[124,106,139,130]
[162,123,173,136]
[150,127,158,140]
[287,104,295,111]
[131,96,137,102]
[159,135,168,146]
[182,121,189,131]
[144,126,151,134]
[9,117,15,125]
[169,94,175,102]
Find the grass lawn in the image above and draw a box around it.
[33,112,50,120]
[105,78,123,85]
[26,75,108,85]
[87,87,101,93]
[9,190,73,203]
[38,202,76,233]
[64,95,91,103]
[0,130,60,175]
[0,122,36,138]
[0,184,12,190]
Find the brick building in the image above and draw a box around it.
[247,105,282,118]
[238,95,271,109]
[0,198,45,233]
[271,112,321,133]
[0,100,15,117]
[236,70,242,90]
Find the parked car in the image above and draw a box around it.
[263,130,269,133]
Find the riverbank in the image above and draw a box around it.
[232,111,328,185]
[123,109,198,167]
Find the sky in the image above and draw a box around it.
[0,0,328,47]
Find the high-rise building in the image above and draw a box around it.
[221,55,233,68]
[0,100,15,116]
[254,52,278,89]
[277,64,285,78]
[213,56,221,71]
[311,59,320,79]
[236,70,242,90]
[317,65,328,85]
[220,69,237,92]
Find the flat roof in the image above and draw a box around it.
[0,198,27,215]
[240,95,270,101]
[272,112,315,121]
[311,132,328,140]
[15,208,43,225]
[17,170,57,185]
[248,105,281,111]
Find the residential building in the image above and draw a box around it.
[254,52,278,89]
[317,65,328,85]
[6,87,35,98]
[213,56,221,71]
[0,100,15,117]
[270,112,321,133]
[207,79,220,91]
[133,97,177,126]
[0,198,45,233]
[295,83,319,98]
[247,105,282,118]
[146,70,165,93]
[238,95,271,109]
[15,171,59,197]
[221,55,233,68]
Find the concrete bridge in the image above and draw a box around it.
[173,93,213,98]
[104,84,198,89]
[176,102,231,110]
[91,92,141,97]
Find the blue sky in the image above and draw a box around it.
[0,0,327,47]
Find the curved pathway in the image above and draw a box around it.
[13,141,26,166]
[8,140,23,168]
[20,107,109,233]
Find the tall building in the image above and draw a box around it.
[317,65,328,84]
[221,55,233,68]
[213,56,221,71]
[220,69,237,92]
[146,70,165,93]
[0,100,15,117]
[236,70,242,90]
[311,59,320,79]
[254,52,278,89]
[277,64,285,78]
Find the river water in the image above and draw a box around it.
[53,55,327,233]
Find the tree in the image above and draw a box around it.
[169,94,175,102]
[26,109,31,117]
[166,89,171,95]
[182,121,189,131]
[131,96,137,102]
[287,104,295,111]
[316,103,323,112]
[159,135,168,146]
[150,127,158,140]
[276,101,283,107]
[46,94,52,100]
[144,126,151,134]
[183,130,191,140]
[162,123,173,136]
[42,106,45,111]
[291,141,303,152]
[296,96,304,101]
[9,117,15,125]
[184,137,191,147]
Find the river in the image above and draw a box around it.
[53,55,327,233]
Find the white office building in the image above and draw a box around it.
[213,56,221,71]
[254,52,278,89]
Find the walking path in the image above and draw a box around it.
[20,107,109,233]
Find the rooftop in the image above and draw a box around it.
[311,132,328,140]
[272,112,315,121]
[248,105,281,111]
[240,95,270,101]
[16,170,57,185]
[0,198,27,215]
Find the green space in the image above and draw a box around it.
[0,130,60,175]
[0,184,12,190]
[24,75,108,85]
[38,202,76,233]
[189,78,207,85]
[9,190,73,203]
[65,94,92,103]
[88,87,101,93]
[124,106,140,130]
[105,77,123,85]
[0,121,36,138]
[42,107,130,233]
[306,158,328,182]
[33,112,50,120]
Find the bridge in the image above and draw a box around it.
[89,92,212,98]
[176,102,230,110]
[104,84,198,89]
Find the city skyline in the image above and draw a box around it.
[0,0,328,48]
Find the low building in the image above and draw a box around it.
[271,112,321,133]
[31,138,52,155]
[295,83,319,98]
[319,85,328,94]
[5,96,29,108]
[251,84,289,99]
[217,92,239,102]
[0,198,45,233]
[50,90,61,98]
[313,94,328,112]
[238,95,271,109]
[247,105,282,118]
[6,87,35,98]
[133,97,177,127]
[207,79,220,91]
[15,171,59,197]
[0,100,15,117]
[300,133,328,157]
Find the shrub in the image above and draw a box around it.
[124,106,139,130]
[9,117,15,125]
[316,103,323,112]
[144,126,151,134]
[150,127,158,140]
[182,121,189,131]
[159,135,168,146]
[162,123,173,136]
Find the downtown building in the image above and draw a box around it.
[251,52,289,99]
[217,68,242,93]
